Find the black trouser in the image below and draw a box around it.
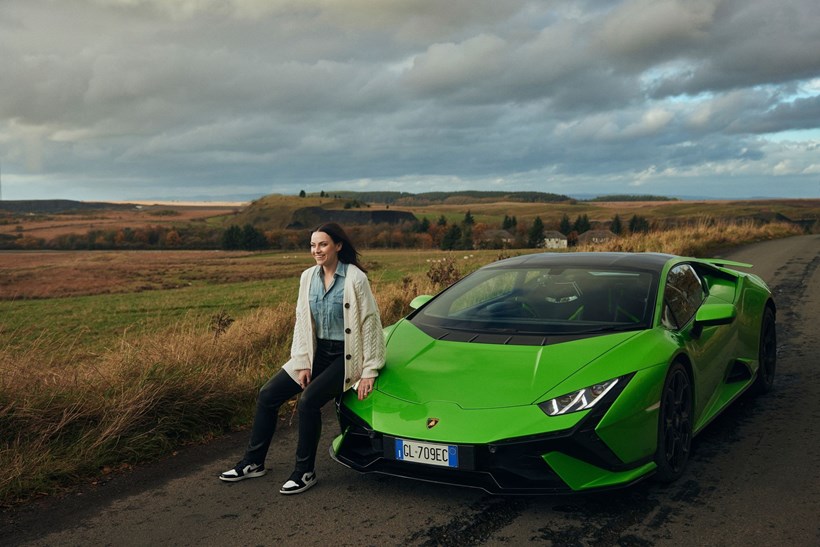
[243,339,345,474]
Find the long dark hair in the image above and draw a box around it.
[313,223,366,273]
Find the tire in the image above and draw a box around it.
[654,362,693,483]
[752,307,777,394]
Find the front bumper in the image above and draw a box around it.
[331,393,655,494]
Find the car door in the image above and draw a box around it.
[661,263,735,421]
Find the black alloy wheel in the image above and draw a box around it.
[753,307,777,394]
[654,362,693,483]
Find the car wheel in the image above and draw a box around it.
[654,362,693,483]
[752,307,777,394]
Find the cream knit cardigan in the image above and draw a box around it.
[283,264,385,391]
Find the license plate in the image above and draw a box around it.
[394,438,459,468]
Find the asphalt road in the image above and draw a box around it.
[3,234,819,547]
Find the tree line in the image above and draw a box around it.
[423,211,652,250]
[0,212,653,252]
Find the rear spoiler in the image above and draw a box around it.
[701,258,753,269]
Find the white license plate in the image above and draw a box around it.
[394,438,459,468]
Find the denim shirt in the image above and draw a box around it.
[309,262,347,341]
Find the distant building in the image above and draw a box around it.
[578,229,618,245]
[542,230,568,249]
[476,229,514,249]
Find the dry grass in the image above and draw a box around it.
[0,278,429,506]
[0,250,308,300]
[0,303,293,505]
[0,220,803,506]
[577,219,803,254]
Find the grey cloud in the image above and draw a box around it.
[594,0,720,67]
[0,0,818,201]
[648,0,820,97]
[730,95,820,135]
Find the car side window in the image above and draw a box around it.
[661,264,705,330]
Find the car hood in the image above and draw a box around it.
[378,320,642,409]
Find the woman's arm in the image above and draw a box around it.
[289,268,315,371]
[357,277,386,379]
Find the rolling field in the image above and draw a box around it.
[0,245,497,505]
[0,203,242,240]
[0,248,498,359]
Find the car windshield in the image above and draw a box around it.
[411,265,657,336]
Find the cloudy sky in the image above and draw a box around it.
[1,0,819,201]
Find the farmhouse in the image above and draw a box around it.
[542,230,568,249]
[475,229,514,249]
[578,229,618,245]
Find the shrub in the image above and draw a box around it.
[426,256,461,289]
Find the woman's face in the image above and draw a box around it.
[310,230,342,268]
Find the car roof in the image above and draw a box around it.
[489,252,676,274]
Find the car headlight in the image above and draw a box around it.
[538,378,620,416]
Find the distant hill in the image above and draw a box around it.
[0,199,137,214]
[306,190,573,205]
[587,194,680,202]
[229,194,416,230]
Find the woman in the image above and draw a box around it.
[219,223,385,494]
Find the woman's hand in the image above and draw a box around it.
[297,369,311,389]
[357,377,375,400]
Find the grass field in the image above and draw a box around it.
[0,248,497,357]
[0,203,241,241]
[0,218,805,506]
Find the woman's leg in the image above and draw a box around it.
[243,369,302,465]
[293,354,345,474]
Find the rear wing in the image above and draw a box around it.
[700,258,753,269]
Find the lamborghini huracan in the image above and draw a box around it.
[331,252,776,494]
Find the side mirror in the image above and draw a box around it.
[694,303,736,328]
[409,295,434,310]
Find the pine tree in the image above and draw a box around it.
[574,214,591,234]
[559,213,571,235]
[629,215,650,233]
[528,216,545,248]
[611,214,622,234]
[222,225,243,250]
[460,224,474,250]
[441,225,462,250]
[241,224,268,250]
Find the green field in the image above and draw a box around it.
[0,248,504,358]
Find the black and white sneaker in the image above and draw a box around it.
[279,471,317,495]
[219,462,266,482]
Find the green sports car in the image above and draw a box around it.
[331,252,776,494]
